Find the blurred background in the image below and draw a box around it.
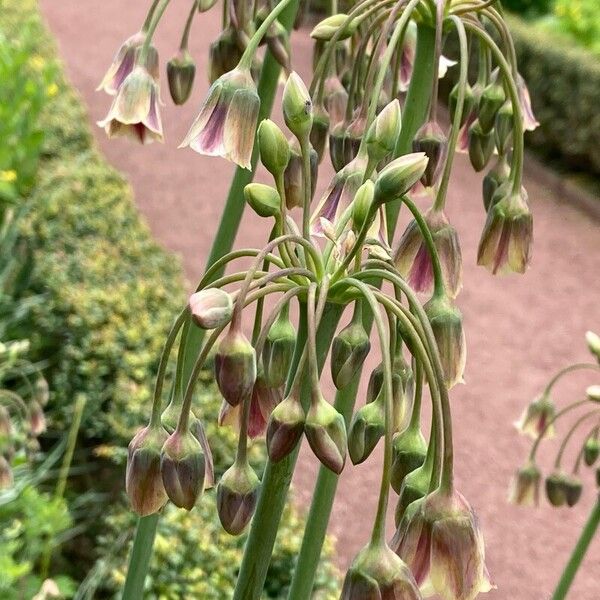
[0,0,599,598]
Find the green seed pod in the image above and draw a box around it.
[584,436,600,466]
[266,393,305,461]
[482,156,510,212]
[262,308,296,388]
[348,392,385,465]
[244,183,281,218]
[351,180,374,234]
[167,49,196,106]
[449,81,475,127]
[310,104,330,163]
[478,82,506,133]
[331,318,371,389]
[215,329,257,407]
[545,472,568,507]
[258,119,290,177]
[390,425,427,494]
[216,461,260,535]
[395,460,431,526]
[283,72,313,139]
[564,476,583,507]
[494,101,513,155]
[189,288,233,330]
[412,121,448,188]
[468,119,494,172]
[305,392,347,474]
[160,429,205,510]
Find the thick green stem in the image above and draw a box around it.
[552,497,600,600]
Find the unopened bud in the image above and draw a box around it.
[305,392,347,474]
[0,455,12,489]
[351,180,374,234]
[482,156,510,212]
[348,392,385,465]
[508,462,540,506]
[258,119,290,177]
[266,394,305,461]
[468,120,494,172]
[479,82,506,133]
[331,318,371,389]
[545,472,568,507]
[244,183,281,218]
[310,14,358,41]
[328,123,349,172]
[588,385,600,402]
[310,104,330,163]
[283,72,313,139]
[262,309,296,388]
[365,99,401,163]
[160,430,205,510]
[126,425,169,516]
[208,27,243,83]
[197,0,218,11]
[584,436,600,467]
[494,101,513,155]
[412,121,448,187]
[29,401,46,436]
[395,462,431,526]
[216,461,260,535]
[189,288,233,330]
[283,143,318,209]
[215,329,257,406]
[390,425,427,493]
[374,153,428,203]
[586,331,600,363]
[424,294,466,389]
[167,50,196,106]
[564,476,583,507]
[449,82,475,127]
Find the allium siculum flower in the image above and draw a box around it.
[0,455,13,490]
[28,401,46,436]
[98,62,164,144]
[586,331,600,363]
[167,49,196,106]
[323,75,348,127]
[477,186,533,275]
[266,392,305,461]
[393,490,493,600]
[514,393,555,440]
[516,73,539,131]
[394,208,462,299]
[180,67,259,169]
[508,462,541,507]
[216,460,260,535]
[97,32,148,95]
[189,288,233,330]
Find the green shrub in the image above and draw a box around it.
[543,0,600,55]
[501,0,553,17]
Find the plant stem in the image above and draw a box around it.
[552,497,600,600]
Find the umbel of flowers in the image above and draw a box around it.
[98,0,537,598]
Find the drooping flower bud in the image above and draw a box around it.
[283,141,318,209]
[424,294,466,389]
[248,372,282,438]
[341,543,421,600]
[508,462,540,506]
[160,429,205,510]
[0,455,13,490]
[516,72,539,131]
[477,186,533,275]
[258,119,290,177]
[310,14,358,41]
[351,180,374,234]
[394,208,462,299]
[310,103,330,163]
[216,461,260,535]
[564,475,583,507]
[97,32,146,95]
[189,288,233,329]
[266,393,305,461]
[215,329,257,407]
[365,99,401,164]
[390,425,428,494]
[449,81,475,127]
[494,101,513,155]
[478,81,505,133]
[126,425,169,516]
[167,49,196,106]
[545,471,568,507]
[412,121,448,188]
[395,460,431,526]
[514,393,555,440]
[305,392,347,474]
[244,183,281,218]
[373,153,429,204]
[283,72,313,139]
[262,309,296,389]
[468,119,494,172]
[331,317,371,389]
[482,155,510,212]
[208,27,243,83]
[180,67,259,169]
[324,76,348,126]
[328,122,350,172]
[28,401,46,436]
[584,435,600,466]
[586,331,600,363]
[348,392,385,465]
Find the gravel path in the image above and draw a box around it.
[40,2,600,598]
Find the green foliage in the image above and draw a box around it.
[543,0,600,55]
[501,0,553,17]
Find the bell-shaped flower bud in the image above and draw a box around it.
[266,393,305,461]
[449,81,475,128]
[216,461,260,535]
[167,49,196,106]
[365,99,401,164]
[180,67,259,169]
[98,61,163,144]
[248,371,282,438]
[208,27,243,83]
[588,385,600,402]
[341,543,421,600]
[395,461,431,526]
[328,122,350,173]
[126,425,169,516]
[514,393,555,440]
[324,75,348,127]
[244,183,281,218]
[509,462,540,506]
[310,104,330,163]
[310,14,358,41]
[331,318,371,389]
[283,141,318,209]
[373,153,429,204]
[28,401,46,436]
[189,288,233,330]
[97,32,146,95]
[477,186,533,275]
[412,121,448,188]
[494,101,513,155]
[0,455,13,490]
[283,72,313,139]
[424,294,466,389]
[545,471,568,507]
[160,429,205,510]
[390,425,428,494]
[564,475,583,507]
[584,435,600,466]
[478,82,506,133]
[394,208,462,299]
[586,331,600,363]
[262,309,296,388]
[258,119,290,177]
[516,72,539,131]
[482,155,510,212]
[351,180,374,234]
[348,392,385,465]
[468,119,494,172]
[305,392,347,474]
[215,329,257,407]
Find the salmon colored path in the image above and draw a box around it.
[40,2,600,598]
